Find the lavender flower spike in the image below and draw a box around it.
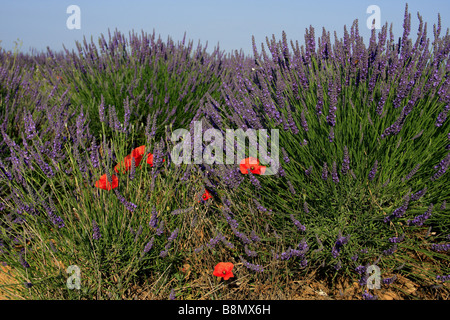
[368,160,378,181]
[92,220,101,240]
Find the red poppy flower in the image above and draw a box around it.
[146,153,165,167]
[213,262,234,280]
[114,145,165,173]
[94,174,119,190]
[114,145,148,173]
[199,189,213,202]
[239,157,266,175]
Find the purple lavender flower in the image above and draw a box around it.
[383,275,397,285]
[441,201,446,210]
[328,127,335,143]
[326,81,338,126]
[389,234,405,243]
[290,214,306,232]
[332,161,339,183]
[149,206,158,228]
[436,274,450,282]
[281,147,290,164]
[99,95,105,123]
[167,228,179,243]
[244,245,258,257]
[382,244,397,256]
[362,290,378,300]
[305,165,313,176]
[341,146,350,175]
[171,207,194,215]
[322,162,328,180]
[368,160,378,181]
[355,265,366,274]
[300,110,309,132]
[431,153,450,181]
[331,234,350,258]
[435,105,449,127]
[19,253,30,269]
[207,234,223,250]
[287,180,296,194]
[23,112,37,140]
[430,243,450,252]
[303,201,310,214]
[411,187,427,202]
[250,230,261,242]
[156,219,165,236]
[169,289,176,300]
[407,203,433,226]
[316,83,324,116]
[384,195,411,222]
[114,189,137,212]
[143,237,155,253]
[403,163,420,181]
[253,199,271,214]
[92,220,101,240]
[90,139,100,169]
[239,255,264,272]
[248,169,261,189]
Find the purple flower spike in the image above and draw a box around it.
[368,160,378,181]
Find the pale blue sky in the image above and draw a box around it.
[0,0,449,55]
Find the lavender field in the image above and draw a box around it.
[0,4,449,300]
